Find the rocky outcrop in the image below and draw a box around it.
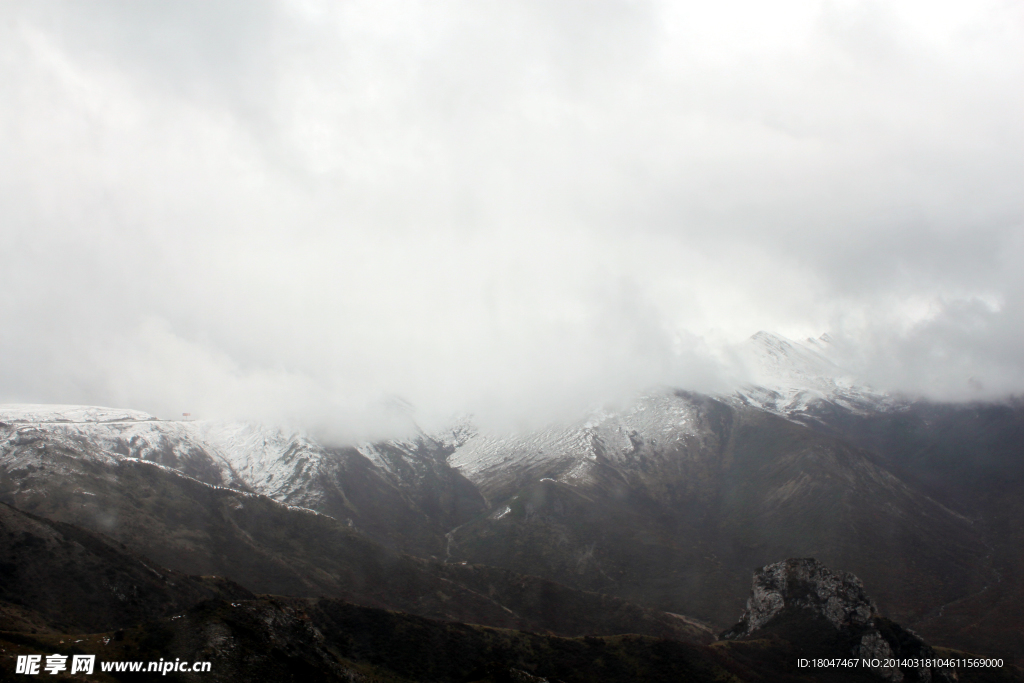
[722,557,876,636]
[723,558,954,683]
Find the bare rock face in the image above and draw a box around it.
[725,557,876,636]
[723,558,954,683]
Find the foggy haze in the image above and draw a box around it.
[1,1,1021,439]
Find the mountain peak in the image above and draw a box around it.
[734,331,892,418]
[749,329,791,347]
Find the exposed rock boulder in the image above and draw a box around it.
[723,558,954,682]
[723,557,875,636]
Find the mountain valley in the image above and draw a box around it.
[1,332,1021,678]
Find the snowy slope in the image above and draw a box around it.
[0,405,342,505]
[357,416,476,479]
[0,405,245,489]
[2,330,892,521]
[732,331,895,418]
[194,421,329,507]
[0,404,483,547]
[447,331,899,498]
[197,419,478,512]
[449,390,706,498]
[0,404,157,423]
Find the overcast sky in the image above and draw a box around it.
[1,1,1021,437]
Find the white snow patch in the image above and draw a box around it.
[448,389,700,492]
[0,404,156,423]
[731,332,895,419]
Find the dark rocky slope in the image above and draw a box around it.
[1,555,1017,683]
[0,450,705,642]
[782,399,1024,662]
[0,501,252,634]
[448,395,988,638]
[3,396,1018,662]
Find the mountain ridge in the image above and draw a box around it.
[2,330,1020,660]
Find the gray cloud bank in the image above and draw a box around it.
[1,0,1021,439]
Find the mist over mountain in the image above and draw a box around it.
[2,330,1022,667]
[1,2,1021,678]
[1,0,1022,436]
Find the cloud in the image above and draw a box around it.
[0,0,1021,437]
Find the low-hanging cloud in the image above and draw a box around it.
[0,0,1021,439]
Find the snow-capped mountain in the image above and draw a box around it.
[449,390,710,501]
[194,420,329,508]
[0,331,922,525]
[0,403,426,505]
[194,419,486,542]
[438,335,1000,634]
[2,337,1021,661]
[447,330,892,499]
[0,404,485,555]
[0,404,246,489]
[0,331,883,514]
[731,331,896,419]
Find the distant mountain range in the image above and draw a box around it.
[1,331,1022,676]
